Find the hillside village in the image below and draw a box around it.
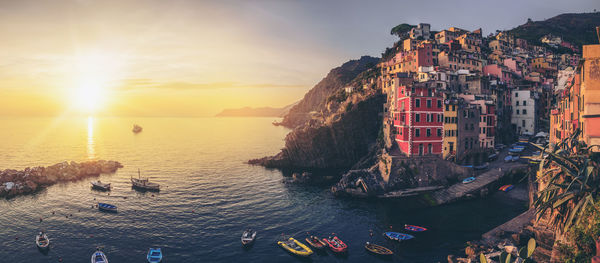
[372,23,596,164]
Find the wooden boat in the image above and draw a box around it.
[36,231,49,249]
[305,236,327,249]
[147,248,162,263]
[91,181,111,191]
[131,169,160,191]
[241,229,257,246]
[404,224,427,232]
[384,232,414,241]
[278,237,313,257]
[132,124,143,133]
[322,236,347,253]
[91,249,109,263]
[462,177,476,184]
[365,242,393,255]
[499,185,514,192]
[98,203,117,213]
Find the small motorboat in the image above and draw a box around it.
[91,249,108,263]
[305,236,327,249]
[473,163,489,170]
[462,177,476,184]
[504,155,513,162]
[365,242,393,255]
[384,232,414,241]
[91,181,111,191]
[511,156,520,162]
[278,237,313,257]
[404,224,427,232]
[36,231,49,249]
[241,229,257,246]
[98,203,117,213]
[131,169,160,192]
[147,248,163,263]
[499,185,514,192]
[322,236,348,253]
[132,124,143,133]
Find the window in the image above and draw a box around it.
[523,100,527,106]
[515,92,519,97]
[516,109,520,114]
[523,109,527,115]
[445,105,449,111]
[415,99,420,107]
[428,143,433,154]
[437,100,442,108]
[522,120,526,127]
[427,100,432,108]
[437,114,441,122]
[401,101,405,110]
[437,128,442,137]
[516,101,519,106]
[416,114,421,122]
[427,128,431,137]
[415,128,420,137]
[465,123,468,130]
[452,105,456,111]
[470,123,474,130]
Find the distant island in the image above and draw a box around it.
[215,103,296,117]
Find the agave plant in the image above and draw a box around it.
[533,129,600,234]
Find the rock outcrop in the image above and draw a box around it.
[0,160,123,198]
[249,93,385,169]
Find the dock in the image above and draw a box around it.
[431,161,527,205]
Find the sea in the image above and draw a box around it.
[0,117,527,262]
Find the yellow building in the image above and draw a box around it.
[443,95,458,159]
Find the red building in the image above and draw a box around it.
[392,81,444,156]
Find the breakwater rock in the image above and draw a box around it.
[0,160,123,198]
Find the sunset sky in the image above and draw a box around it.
[0,0,597,117]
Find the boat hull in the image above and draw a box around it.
[322,236,347,253]
[98,203,118,213]
[365,242,393,255]
[278,238,313,257]
[384,232,414,241]
[147,248,162,263]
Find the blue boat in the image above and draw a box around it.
[404,224,427,232]
[504,156,512,162]
[384,232,414,241]
[462,177,476,184]
[91,249,108,263]
[147,248,162,263]
[511,156,520,162]
[98,203,117,213]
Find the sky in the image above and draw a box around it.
[0,0,598,117]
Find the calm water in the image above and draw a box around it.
[0,117,526,262]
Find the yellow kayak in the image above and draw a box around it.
[278,237,313,257]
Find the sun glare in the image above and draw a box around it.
[70,50,124,114]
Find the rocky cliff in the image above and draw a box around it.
[277,56,379,128]
[249,91,385,169]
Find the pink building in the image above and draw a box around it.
[483,64,513,84]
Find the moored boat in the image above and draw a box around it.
[241,229,257,246]
[305,236,327,249]
[278,237,313,257]
[499,184,514,192]
[98,203,117,212]
[322,236,347,253]
[36,231,49,249]
[462,177,476,184]
[147,248,162,263]
[384,232,414,241]
[131,169,160,192]
[404,224,427,232]
[132,124,143,133]
[365,242,393,255]
[91,181,111,191]
[504,155,513,162]
[91,249,108,263]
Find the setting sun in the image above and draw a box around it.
[69,50,125,114]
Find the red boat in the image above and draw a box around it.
[322,236,347,253]
[404,224,428,232]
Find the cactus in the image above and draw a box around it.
[500,251,512,263]
[479,253,488,263]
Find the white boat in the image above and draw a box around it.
[131,169,160,191]
[36,231,49,249]
[241,229,257,245]
[91,248,108,263]
[91,181,111,191]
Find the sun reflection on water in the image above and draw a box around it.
[87,116,96,159]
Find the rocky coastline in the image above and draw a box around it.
[0,160,123,198]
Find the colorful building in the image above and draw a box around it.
[393,81,444,156]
